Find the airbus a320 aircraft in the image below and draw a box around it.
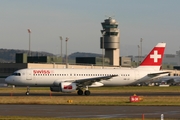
[5,43,169,96]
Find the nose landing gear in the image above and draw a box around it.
[25,86,30,95]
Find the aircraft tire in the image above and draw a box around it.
[26,92,29,96]
[84,90,90,96]
[77,90,83,95]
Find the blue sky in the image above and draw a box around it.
[1,0,180,56]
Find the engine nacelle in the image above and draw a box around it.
[50,82,77,93]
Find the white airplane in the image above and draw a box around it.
[5,43,169,96]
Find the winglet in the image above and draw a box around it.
[138,43,166,70]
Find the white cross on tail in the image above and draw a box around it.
[150,50,161,63]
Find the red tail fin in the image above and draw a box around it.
[139,43,166,67]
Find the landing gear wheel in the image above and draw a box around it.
[26,92,29,95]
[26,86,30,96]
[77,90,83,95]
[84,90,90,96]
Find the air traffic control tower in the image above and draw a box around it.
[100,17,120,66]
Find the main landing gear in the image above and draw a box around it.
[77,89,91,96]
[77,86,91,96]
[26,86,30,95]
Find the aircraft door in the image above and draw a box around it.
[26,70,32,80]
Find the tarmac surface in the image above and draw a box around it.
[1,91,180,96]
[0,105,180,119]
[0,92,180,119]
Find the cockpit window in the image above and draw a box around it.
[12,73,21,76]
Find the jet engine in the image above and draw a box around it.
[50,82,77,93]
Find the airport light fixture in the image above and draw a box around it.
[140,38,143,62]
[137,45,140,66]
[65,37,69,68]
[27,29,31,56]
[59,36,63,58]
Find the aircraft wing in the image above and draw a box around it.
[147,71,170,77]
[73,75,118,86]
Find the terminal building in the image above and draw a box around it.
[16,53,62,63]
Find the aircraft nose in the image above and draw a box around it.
[5,76,11,84]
